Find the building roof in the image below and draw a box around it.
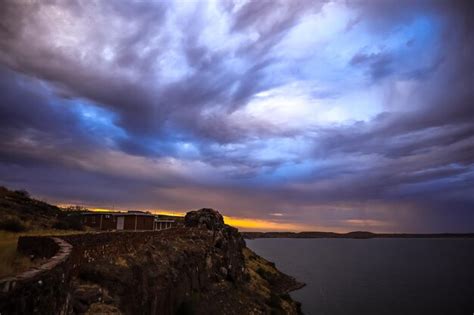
[80,212,176,222]
[81,211,155,217]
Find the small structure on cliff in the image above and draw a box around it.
[80,210,176,231]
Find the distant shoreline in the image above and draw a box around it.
[242,231,474,239]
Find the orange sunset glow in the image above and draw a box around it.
[80,207,312,232]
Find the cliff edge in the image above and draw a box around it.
[0,208,303,315]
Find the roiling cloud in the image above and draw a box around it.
[0,0,473,232]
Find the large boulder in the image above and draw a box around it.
[184,208,225,230]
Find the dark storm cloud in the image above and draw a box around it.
[0,0,311,147]
[0,1,178,139]
[0,0,473,232]
[0,67,95,155]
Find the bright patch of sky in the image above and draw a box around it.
[74,102,126,143]
[238,80,382,131]
[234,3,442,133]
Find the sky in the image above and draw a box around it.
[0,0,473,232]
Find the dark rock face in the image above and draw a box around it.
[185,208,246,283]
[66,226,249,314]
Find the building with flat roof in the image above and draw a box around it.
[80,211,176,231]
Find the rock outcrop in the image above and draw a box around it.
[0,208,303,315]
[185,208,246,283]
[185,208,225,230]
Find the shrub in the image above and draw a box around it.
[53,216,84,230]
[176,300,196,315]
[268,293,283,312]
[0,216,27,232]
[256,267,266,278]
[62,205,89,212]
[295,301,302,314]
[256,267,276,284]
[14,189,30,198]
[281,293,291,301]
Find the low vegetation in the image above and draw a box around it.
[243,247,303,314]
[0,186,87,231]
[0,232,31,278]
[0,186,86,278]
[0,216,27,232]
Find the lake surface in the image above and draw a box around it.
[246,238,474,315]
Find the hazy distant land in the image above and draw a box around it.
[242,231,474,239]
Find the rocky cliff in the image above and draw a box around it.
[0,208,303,315]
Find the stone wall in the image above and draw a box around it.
[62,231,163,266]
[0,237,73,314]
[0,231,167,314]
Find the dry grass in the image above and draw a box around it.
[243,247,298,313]
[243,247,272,299]
[0,236,31,278]
[0,229,85,278]
[86,303,122,314]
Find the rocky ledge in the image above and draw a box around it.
[0,208,304,315]
[72,208,304,314]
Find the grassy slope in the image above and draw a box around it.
[0,187,83,278]
[0,186,61,230]
[243,247,303,314]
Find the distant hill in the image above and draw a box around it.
[242,231,474,239]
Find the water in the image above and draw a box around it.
[246,238,474,315]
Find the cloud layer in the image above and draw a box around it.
[0,0,473,232]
